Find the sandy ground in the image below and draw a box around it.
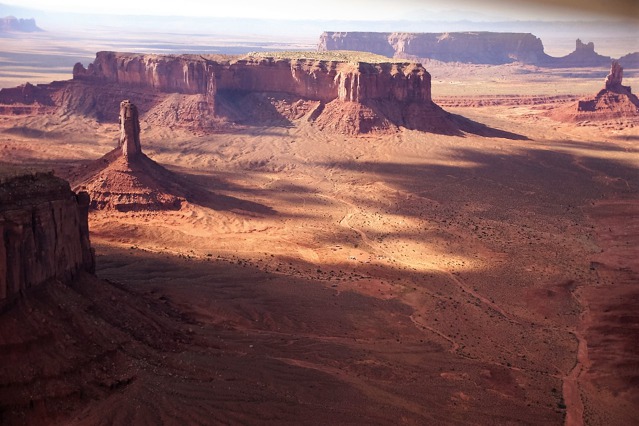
[1,67,639,424]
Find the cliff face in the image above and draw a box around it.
[73,52,432,105]
[69,52,435,134]
[0,173,94,305]
[73,52,214,95]
[319,31,549,65]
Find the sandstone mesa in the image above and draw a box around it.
[0,51,474,135]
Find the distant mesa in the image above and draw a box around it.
[318,32,618,67]
[0,16,42,32]
[549,61,639,123]
[319,31,548,65]
[72,100,189,212]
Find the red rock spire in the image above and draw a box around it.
[118,100,141,161]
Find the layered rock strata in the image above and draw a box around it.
[3,51,443,134]
[0,173,94,306]
[69,51,435,133]
[73,52,432,105]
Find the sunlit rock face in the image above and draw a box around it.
[73,52,432,104]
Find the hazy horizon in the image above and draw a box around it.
[2,0,638,22]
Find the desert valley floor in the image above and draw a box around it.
[1,64,639,425]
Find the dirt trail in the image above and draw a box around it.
[562,286,592,426]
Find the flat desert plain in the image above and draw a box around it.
[0,55,638,424]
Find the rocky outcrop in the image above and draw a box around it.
[73,52,432,105]
[549,61,639,122]
[0,16,41,32]
[318,32,617,67]
[319,31,549,65]
[69,51,436,134]
[0,173,94,306]
[72,100,188,211]
[0,82,55,107]
[577,61,637,113]
[605,61,626,92]
[119,100,142,160]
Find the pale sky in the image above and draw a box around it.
[4,0,637,21]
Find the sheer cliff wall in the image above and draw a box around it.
[0,173,94,306]
[72,52,432,106]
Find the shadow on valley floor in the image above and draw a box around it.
[87,244,566,425]
[551,138,639,153]
[450,113,530,140]
[317,144,637,218]
[610,134,639,142]
[2,126,67,139]
[191,189,277,216]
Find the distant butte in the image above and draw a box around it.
[549,60,639,123]
[0,16,42,32]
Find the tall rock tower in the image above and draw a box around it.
[119,100,141,160]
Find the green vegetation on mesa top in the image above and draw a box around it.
[242,50,395,64]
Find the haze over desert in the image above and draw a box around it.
[0,1,638,425]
